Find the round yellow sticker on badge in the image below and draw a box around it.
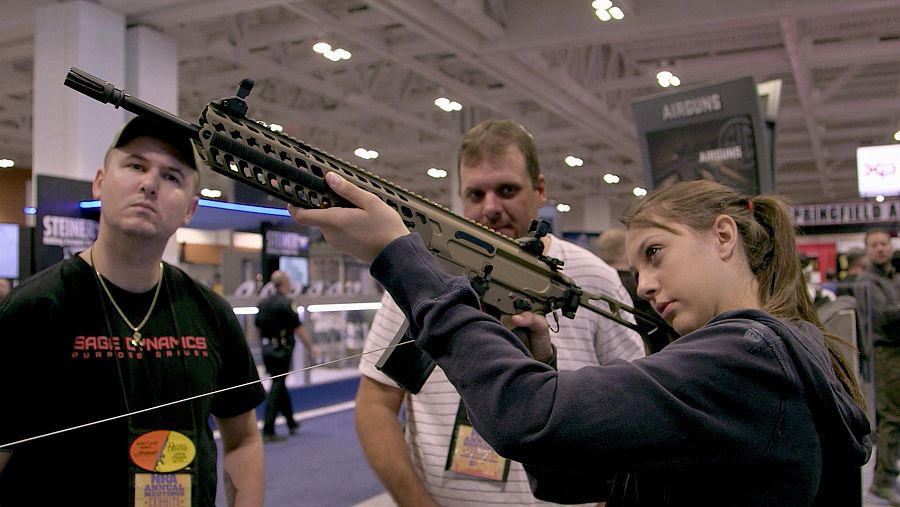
[129,430,196,472]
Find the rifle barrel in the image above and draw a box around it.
[64,67,199,141]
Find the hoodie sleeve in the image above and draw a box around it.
[371,234,818,474]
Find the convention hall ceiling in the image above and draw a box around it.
[2,0,899,212]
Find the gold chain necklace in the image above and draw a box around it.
[90,247,163,349]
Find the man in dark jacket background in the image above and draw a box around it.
[859,228,900,505]
[255,270,317,442]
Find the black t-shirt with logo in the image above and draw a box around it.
[0,256,265,505]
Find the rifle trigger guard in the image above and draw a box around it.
[548,310,560,333]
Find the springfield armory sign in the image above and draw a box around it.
[791,200,900,226]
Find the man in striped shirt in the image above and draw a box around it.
[355,119,644,506]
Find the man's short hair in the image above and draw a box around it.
[270,270,291,289]
[457,119,540,187]
[845,248,866,268]
[864,227,892,245]
[106,116,200,173]
[595,228,628,267]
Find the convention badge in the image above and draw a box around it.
[130,430,196,472]
[129,430,196,507]
[134,473,192,507]
[445,401,510,482]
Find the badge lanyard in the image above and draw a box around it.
[93,266,200,506]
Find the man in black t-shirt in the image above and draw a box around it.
[0,117,265,506]
[255,270,317,441]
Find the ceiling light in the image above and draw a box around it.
[593,0,623,22]
[657,70,681,88]
[354,148,378,160]
[603,173,620,184]
[564,156,584,167]
[307,302,383,312]
[0,159,15,168]
[427,167,448,178]
[313,41,351,61]
[894,130,900,141]
[434,97,462,112]
[556,203,571,213]
[633,187,648,197]
[200,188,222,198]
[255,120,283,132]
[83,198,294,217]
[876,195,886,202]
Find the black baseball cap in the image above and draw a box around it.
[108,116,199,171]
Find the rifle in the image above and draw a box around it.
[64,67,675,393]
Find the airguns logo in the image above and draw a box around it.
[662,93,722,121]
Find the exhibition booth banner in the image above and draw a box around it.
[35,174,97,273]
[632,76,774,196]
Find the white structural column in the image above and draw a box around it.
[125,25,183,265]
[126,25,178,114]
[449,162,463,214]
[33,1,126,184]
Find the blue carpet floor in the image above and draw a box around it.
[217,377,387,506]
[253,376,363,420]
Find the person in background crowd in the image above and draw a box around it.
[836,248,869,297]
[290,175,872,506]
[0,117,265,506]
[0,278,10,301]
[212,272,225,296]
[595,228,679,354]
[859,228,900,505]
[255,270,317,442]
[352,119,644,506]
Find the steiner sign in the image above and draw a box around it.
[264,229,309,256]
[790,200,900,226]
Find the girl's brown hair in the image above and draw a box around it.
[621,179,865,408]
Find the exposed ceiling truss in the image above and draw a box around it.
[1,0,899,211]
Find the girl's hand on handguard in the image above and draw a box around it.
[289,172,410,264]
[510,312,553,363]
